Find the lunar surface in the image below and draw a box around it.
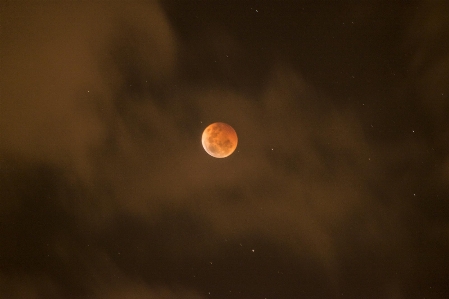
[202,122,238,158]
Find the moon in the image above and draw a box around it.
[202,122,238,158]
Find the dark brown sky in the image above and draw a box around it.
[1,1,448,298]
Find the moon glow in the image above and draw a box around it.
[202,122,238,158]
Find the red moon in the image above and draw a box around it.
[202,122,238,158]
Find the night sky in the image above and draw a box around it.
[1,1,449,298]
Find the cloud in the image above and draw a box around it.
[1,1,449,298]
[403,1,449,187]
[1,272,205,299]
[78,59,412,295]
[0,1,176,181]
